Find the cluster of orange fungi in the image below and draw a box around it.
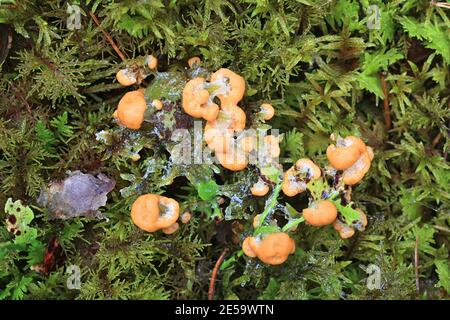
[116,54,158,87]
[188,67,276,171]
[113,55,279,235]
[242,136,373,265]
[327,136,374,185]
[112,56,373,255]
[112,54,159,129]
[282,158,321,197]
[113,55,276,172]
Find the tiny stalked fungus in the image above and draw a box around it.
[260,103,275,121]
[181,211,192,224]
[252,214,261,228]
[242,233,295,265]
[302,200,337,227]
[116,68,137,86]
[131,194,180,233]
[251,179,270,197]
[146,54,158,70]
[282,158,321,197]
[152,99,163,110]
[114,90,147,129]
[188,56,201,68]
[131,154,141,162]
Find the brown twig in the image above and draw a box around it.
[432,132,442,147]
[380,72,391,130]
[208,248,228,300]
[0,4,17,9]
[414,235,420,295]
[87,11,126,61]
[445,119,450,161]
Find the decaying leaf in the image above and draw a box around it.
[30,236,64,275]
[37,171,115,220]
[5,198,35,237]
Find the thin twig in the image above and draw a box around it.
[0,4,16,9]
[432,132,442,147]
[208,248,228,300]
[414,235,420,295]
[87,11,126,61]
[445,119,450,161]
[433,225,450,233]
[431,1,450,9]
[380,72,391,130]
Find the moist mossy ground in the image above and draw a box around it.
[0,1,449,300]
